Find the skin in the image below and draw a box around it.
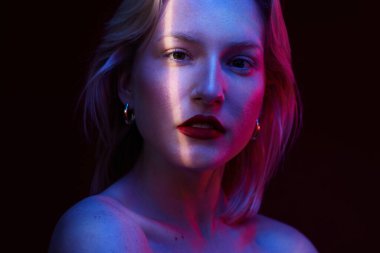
[119,0,265,234]
[49,0,318,252]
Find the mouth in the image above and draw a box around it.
[177,115,226,140]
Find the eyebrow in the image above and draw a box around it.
[158,32,263,51]
[158,33,200,44]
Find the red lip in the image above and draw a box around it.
[177,115,226,140]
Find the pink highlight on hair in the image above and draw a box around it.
[219,0,302,224]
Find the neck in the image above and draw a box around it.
[124,149,226,237]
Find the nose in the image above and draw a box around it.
[191,57,225,106]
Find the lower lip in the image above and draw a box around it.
[177,126,224,140]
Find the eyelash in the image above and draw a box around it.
[164,49,192,62]
[163,49,257,75]
[227,57,256,75]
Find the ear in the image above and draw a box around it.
[117,72,134,107]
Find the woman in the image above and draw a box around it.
[49,0,318,252]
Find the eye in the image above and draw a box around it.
[228,57,256,75]
[164,49,192,62]
[230,58,250,68]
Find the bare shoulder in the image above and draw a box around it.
[48,195,151,253]
[253,214,319,253]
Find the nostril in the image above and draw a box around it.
[191,88,224,105]
[209,94,224,105]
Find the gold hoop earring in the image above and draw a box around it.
[124,103,135,125]
[251,119,261,141]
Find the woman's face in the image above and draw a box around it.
[125,0,265,171]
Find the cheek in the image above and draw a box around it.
[229,83,265,140]
[133,60,194,125]
[133,75,170,128]
[131,64,188,140]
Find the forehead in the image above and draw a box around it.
[154,0,264,47]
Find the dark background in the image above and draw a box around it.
[4,0,378,252]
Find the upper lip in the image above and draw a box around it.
[178,115,226,133]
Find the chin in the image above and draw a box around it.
[174,148,231,173]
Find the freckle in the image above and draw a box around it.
[181,235,184,239]
[174,237,178,241]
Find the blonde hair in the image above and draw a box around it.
[82,0,301,224]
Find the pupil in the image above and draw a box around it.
[233,59,245,68]
[173,52,185,60]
